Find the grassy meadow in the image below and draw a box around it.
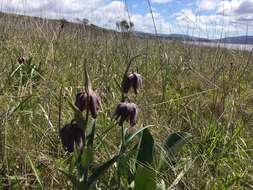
[0,13,253,189]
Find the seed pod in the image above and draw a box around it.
[60,123,84,153]
[113,101,138,127]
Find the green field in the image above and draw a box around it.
[0,13,253,189]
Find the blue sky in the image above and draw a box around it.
[1,0,253,38]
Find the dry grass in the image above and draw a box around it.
[0,13,253,189]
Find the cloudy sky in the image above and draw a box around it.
[1,0,253,38]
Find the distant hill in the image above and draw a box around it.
[0,11,252,45]
[0,11,117,36]
[164,34,211,42]
[134,31,212,42]
[215,36,253,44]
[135,31,253,45]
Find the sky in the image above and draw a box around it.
[0,0,253,38]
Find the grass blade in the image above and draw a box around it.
[27,155,44,190]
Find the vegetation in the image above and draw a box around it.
[0,13,253,189]
[116,20,134,32]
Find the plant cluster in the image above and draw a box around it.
[59,60,190,189]
[1,14,252,189]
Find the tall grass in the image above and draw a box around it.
[0,13,253,189]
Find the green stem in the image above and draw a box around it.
[120,125,125,153]
[83,110,90,183]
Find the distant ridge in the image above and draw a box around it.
[215,36,253,44]
[0,11,252,45]
[134,31,253,45]
[134,31,212,42]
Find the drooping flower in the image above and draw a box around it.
[60,123,84,153]
[113,101,138,127]
[122,72,142,94]
[75,91,101,118]
[75,92,88,112]
[18,56,25,64]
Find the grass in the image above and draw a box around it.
[0,13,253,189]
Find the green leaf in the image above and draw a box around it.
[117,144,138,185]
[136,128,154,165]
[125,125,154,146]
[134,128,156,190]
[134,165,156,190]
[87,154,121,189]
[163,132,191,155]
[158,132,191,171]
[59,169,85,190]
[80,148,92,172]
[86,121,96,148]
[27,155,44,190]
[79,121,96,181]
[69,149,79,173]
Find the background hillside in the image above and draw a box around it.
[1,12,252,45]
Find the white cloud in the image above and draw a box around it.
[175,9,197,23]
[0,0,171,34]
[151,0,173,4]
[172,3,253,39]
[237,0,253,14]
[216,0,253,23]
[2,0,106,19]
[197,0,253,22]
[216,1,253,15]
[198,0,219,11]
[1,0,128,29]
[132,12,171,33]
[90,1,127,28]
[0,0,252,38]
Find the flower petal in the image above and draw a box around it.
[129,104,138,126]
[122,74,133,93]
[75,92,88,112]
[132,73,142,94]
[89,93,99,118]
[60,123,84,153]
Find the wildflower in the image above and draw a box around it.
[75,92,88,112]
[60,123,84,153]
[18,56,25,64]
[122,72,142,94]
[113,101,138,127]
[59,19,66,29]
[60,23,64,29]
[75,91,101,118]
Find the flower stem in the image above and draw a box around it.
[120,125,125,153]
